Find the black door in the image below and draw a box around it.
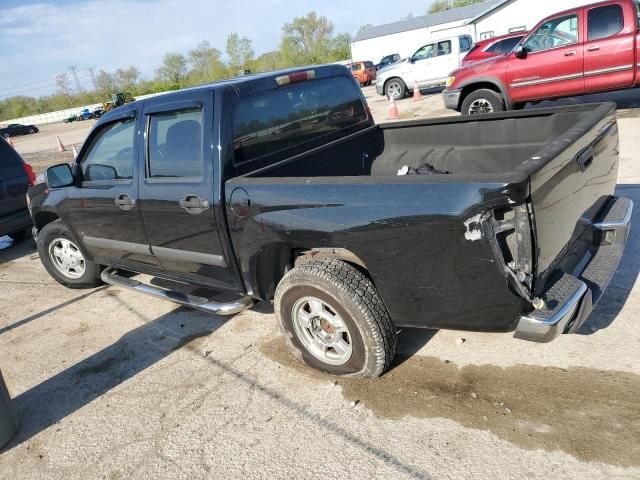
[137,92,237,290]
[64,108,160,271]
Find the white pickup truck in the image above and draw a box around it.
[376,34,473,99]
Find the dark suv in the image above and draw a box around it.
[0,138,36,241]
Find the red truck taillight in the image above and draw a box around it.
[23,162,36,186]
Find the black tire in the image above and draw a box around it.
[8,228,30,243]
[37,219,102,289]
[274,259,397,378]
[461,89,505,115]
[385,78,407,100]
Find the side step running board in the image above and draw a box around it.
[101,268,253,316]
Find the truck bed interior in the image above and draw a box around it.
[244,106,603,179]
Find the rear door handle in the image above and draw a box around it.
[115,193,135,211]
[564,50,577,56]
[179,194,209,214]
[587,45,600,52]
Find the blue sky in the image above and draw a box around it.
[0,0,435,98]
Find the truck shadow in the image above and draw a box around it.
[2,297,429,479]
[0,235,36,265]
[578,184,640,334]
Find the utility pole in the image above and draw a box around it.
[87,67,97,91]
[69,65,83,93]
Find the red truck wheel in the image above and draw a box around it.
[275,258,396,378]
[461,89,505,115]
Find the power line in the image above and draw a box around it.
[0,77,59,93]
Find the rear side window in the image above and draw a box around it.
[588,4,624,41]
[437,40,452,56]
[147,108,203,178]
[81,119,135,182]
[459,36,472,52]
[233,75,370,169]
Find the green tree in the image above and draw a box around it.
[357,24,373,36]
[94,70,117,96]
[226,33,254,74]
[280,12,336,65]
[155,53,188,87]
[188,41,227,82]
[253,51,283,73]
[428,0,484,14]
[115,66,141,91]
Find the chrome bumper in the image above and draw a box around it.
[442,89,462,110]
[514,197,633,342]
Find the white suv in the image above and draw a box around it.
[376,35,472,99]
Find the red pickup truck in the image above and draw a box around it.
[444,0,640,115]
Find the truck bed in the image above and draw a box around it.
[227,103,620,331]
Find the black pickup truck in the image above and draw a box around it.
[29,65,632,378]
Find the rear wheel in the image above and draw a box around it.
[385,78,407,100]
[461,89,505,115]
[37,220,102,288]
[275,259,397,378]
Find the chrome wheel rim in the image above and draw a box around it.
[387,82,402,99]
[292,296,353,366]
[468,99,494,115]
[48,237,86,279]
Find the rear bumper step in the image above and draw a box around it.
[101,268,253,316]
[515,196,632,342]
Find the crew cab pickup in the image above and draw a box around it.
[29,65,632,378]
[376,34,473,99]
[444,0,640,115]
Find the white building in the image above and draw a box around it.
[351,0,601,64]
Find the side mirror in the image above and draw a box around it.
[514,45,528,59]
[45,163,74,188]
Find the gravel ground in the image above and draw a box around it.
[1,88,639,479]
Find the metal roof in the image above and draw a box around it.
[352,0,506,42]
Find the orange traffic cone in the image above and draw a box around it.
[72,144,79,159]
[56,136,66,152]
[412,81,423,102]
[388,96,400,120]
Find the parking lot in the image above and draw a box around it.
[1,88,640,479]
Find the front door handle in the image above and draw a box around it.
[115,193,135,211]
[564,50,577,56]
[587,45,600,52]
[179,195,209,214]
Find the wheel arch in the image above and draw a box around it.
[33,210,60,231]
[458,77,513,110]
[251,244,371,301]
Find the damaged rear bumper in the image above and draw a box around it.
[514,196,632,342]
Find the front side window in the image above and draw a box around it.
[233,75,369,168]
[588,4,624,41]
[437,40,452,56]
[413,44,435,61]
[147,108,203,179]
[525,14,578,53]
[81,118,135,182]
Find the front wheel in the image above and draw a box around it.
[37,219,103,288]
[28,128,36,134]
[461,89,505,115]
[385,78,407,100]
[275,259,397,378]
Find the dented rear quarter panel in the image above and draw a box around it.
[226,174,530,331]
